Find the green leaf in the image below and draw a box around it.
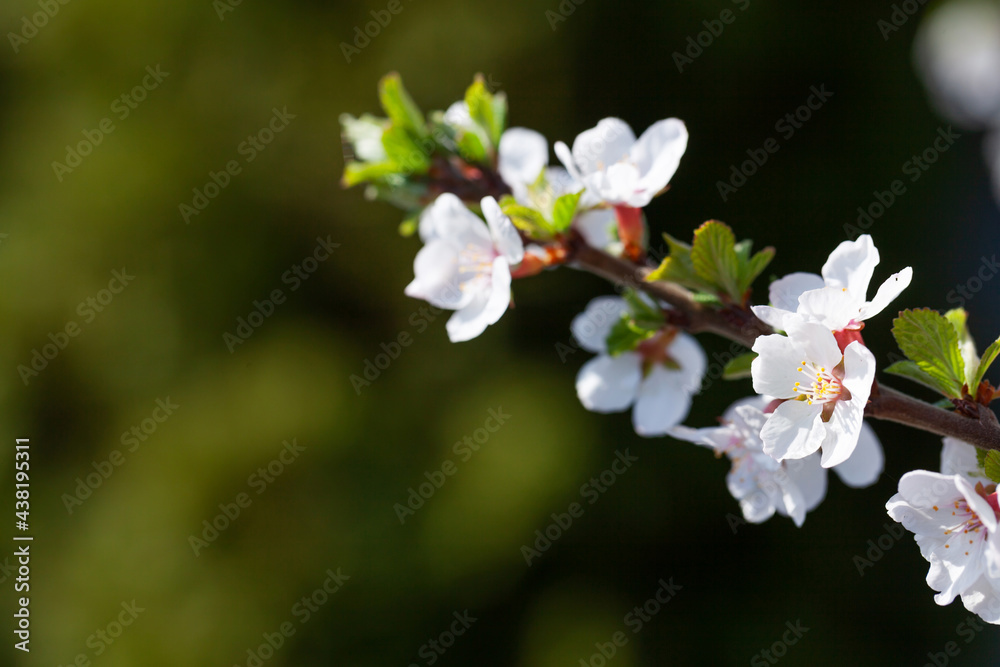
[985,451,1000,484]
[977,447,989,470]
[972,336,1000,390]
[378,73,427,140]
[500,201,554,238]
[647,234,715,292]
[605,316,655,356]
[342,160,400,187]
[691,220,741,300]
[884,360,960,397]
[892,309,966,398]
[491,91,508,145]
[381,125,430,174]
[622,290,664,328]
[723,352,757,380]
[551,191,583,232]
[398,214,419,237]
[945,308,969,340]
[739,246,776,295]
[456,131,488,164]
[465,75,502,147]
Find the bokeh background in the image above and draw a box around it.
[1,0,999,665]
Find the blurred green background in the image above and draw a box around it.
[1,0,999,665]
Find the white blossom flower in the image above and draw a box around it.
[405,193,524,342]
[887,466,1000,623]
[751,234,912,333]
[339,113,388,163]
[751,319,877,468]
[554,117,688,208]
[673,397,883,526]
[572,296,705,436]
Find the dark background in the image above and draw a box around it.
[1,0,999,665]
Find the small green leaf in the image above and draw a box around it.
[605,316,655,356]
[381,125,430,174]
[378,73,427,140]
[739,246,776,295]
[723,352,757,380]
[985,451,1000,484]
[342,160,400,187]
[945,308,969,340]
[690,293,723,305]
[456,131,488,164]
[972,336,1000,391]
[465,75,502,147]
[491,91,508,144]
[500,202,554,238]
[691,220,741,299]
[551,191,583,232]
[892,309,966,398]
[647,234,715,293]
[977,447,989,470]
[884,360,959,397]
[622,290,664,328]
[398,214,419,237]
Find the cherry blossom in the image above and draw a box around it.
[751,234,912,334]
[751,319,876,468]
[405,193,524,342]
[572,296,705,436]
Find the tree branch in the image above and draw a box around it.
[567,238,1000,452]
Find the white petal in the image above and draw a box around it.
[669,332,707,394]
[571,118,636,176]
[941,437,984,480]
[760,399,825,461]
[570,296,629,353]
[576,353,642,412]
[785,320,844,370]
[481,196,524,265]
[632,118,688,196]
[776,474,810,527]
[821,234,880,296]
[426,193,493,246]
[841,341,877,404]
[751,334,802,399]
[603,162,643,206]
[632,366,692,436]
[960,574,1000,624]
[444,257,512,342]
[671,424,733,451]
[574,209,618,250]
[405,241,470,309]
[858,267,913,321]
[797,286,865,330]
[498,128,549,188]
[832,421,883,486]
[443,101,473,129]
[751,305,792,331]
[785,453,828,513]
[769,272,825,312]
[554,141,582,183]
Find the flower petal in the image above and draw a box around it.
[574,209,618,250]
[669,332,707,394]
[785,453,828,513]
[481,196,524,265]
[751,334,802,399]
[841,341,877,403]
[444,257,511,342]
[571,296,629,353]
[797,286,865,330]
[858,267,913,321]
[760,399,825,461]
[784,319,844,370]
[498,127,548,189]
[571,118,636,176]
[633,118,688,196]
[405,241,470,309]
[632,366,692,436]
[941,437,984,480]
[821,234,880,296]
[769,272,825,312]
[832,420,883,486]
[751,305,792,331]
[576,353,642,412]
